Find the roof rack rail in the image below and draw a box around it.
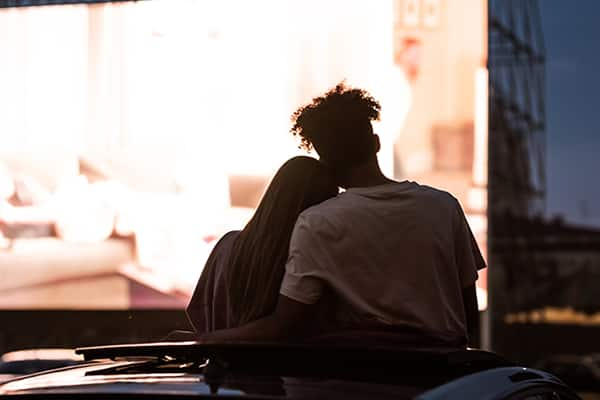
[76,341,510,367]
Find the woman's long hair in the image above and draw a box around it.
[226,156,338,326]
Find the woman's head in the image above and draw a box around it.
[259,155,339,215]
[227,156,338,325]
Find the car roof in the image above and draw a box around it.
[0,342,576,399]
[74,341,505,365]
[73,341,512,383]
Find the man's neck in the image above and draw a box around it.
[339,161,397,189]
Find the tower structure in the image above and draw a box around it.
[487,0,546,351]
[488,0,546,218]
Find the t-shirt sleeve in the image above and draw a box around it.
[279,214,326,304]
[453,200,487,288]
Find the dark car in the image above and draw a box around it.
[0,349,84,384]
[0,341,581,399]
[536,354,600,393]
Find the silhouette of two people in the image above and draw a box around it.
[187,82,485,348]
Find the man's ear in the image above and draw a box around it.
[373,134,381,153]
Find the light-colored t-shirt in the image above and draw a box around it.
[280,181,486,342]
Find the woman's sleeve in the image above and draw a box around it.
[186,231,236,333]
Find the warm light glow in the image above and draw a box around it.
[53,176,116,243]
[466,214,488,237]
[476,287,488,310]
[468,187,488,213]
[473,67,489,188]
[470,67,489,310]
[0,349,81,362]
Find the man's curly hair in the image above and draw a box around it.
[290,81,381,168]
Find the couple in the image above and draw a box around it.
[186,82,485,348]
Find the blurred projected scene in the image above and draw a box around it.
[0,0,487,309]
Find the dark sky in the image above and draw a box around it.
[539,0,600,227]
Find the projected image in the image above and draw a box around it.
[0,0,487,309]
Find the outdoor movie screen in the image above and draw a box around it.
[0,0,488,309]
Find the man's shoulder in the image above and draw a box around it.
[297,195,342,221]
[413,182,459,205]
[292,196,351,240]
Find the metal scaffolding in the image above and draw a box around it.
[487,0,547,352]
[489,0,546,218]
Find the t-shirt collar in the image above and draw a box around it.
[344,180,413,195]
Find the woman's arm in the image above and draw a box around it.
[187,231,239,333]
[198,295,314,342]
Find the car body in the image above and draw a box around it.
[0,348,84,384]
[536,353,600,392]
[0,341,581,399]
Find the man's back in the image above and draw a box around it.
[280,181,485,344]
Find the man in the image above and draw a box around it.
[200,82,485,347]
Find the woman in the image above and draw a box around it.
[186,156,338,334]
